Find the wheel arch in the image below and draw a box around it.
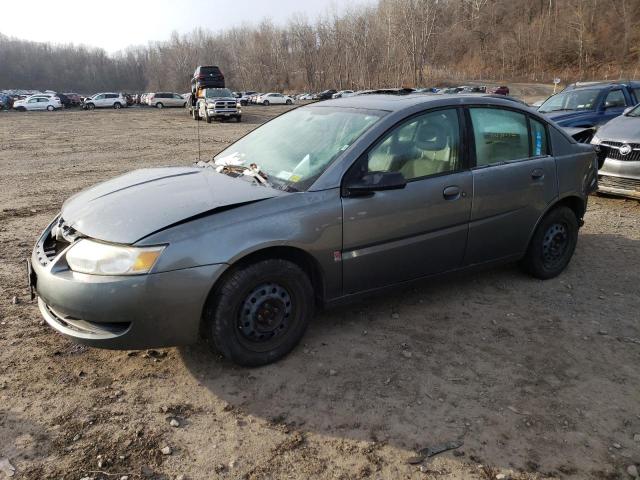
[199,245,326,336]
[524,194,586,255]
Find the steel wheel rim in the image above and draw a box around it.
[542,222,568,267]
[238,282,292,343]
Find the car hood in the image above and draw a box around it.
[542,109,595,125]
[61,167,284,244]
[595,115,640,143]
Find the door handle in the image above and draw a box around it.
[531,168,544,180]
[443,185,461,200]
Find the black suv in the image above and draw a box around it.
[191,66,225,92]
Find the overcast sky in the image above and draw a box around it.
[1,0,374,53]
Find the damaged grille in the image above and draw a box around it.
[601,141,640,162]
[36,217,78,266]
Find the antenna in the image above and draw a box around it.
[197,105,201,162]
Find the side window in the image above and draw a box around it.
[470,108,529,166]
[95,94,104,100]
[529,118,548,156]
[605,90,626,108]
[39,98,48,103]
[173,94,182,99]
[366,109,461,181]
[28,98,38,103]
[632,88,640,103]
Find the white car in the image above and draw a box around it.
[256,93,294,106]
[147,92,187,108]
[83,93,127,110]
[13,95,62,112]
[332,90,354,99]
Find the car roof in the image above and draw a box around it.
[563,81,640,91]
[309,93,533,112]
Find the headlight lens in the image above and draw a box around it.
[66,240,165,275]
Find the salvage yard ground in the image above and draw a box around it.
[0,105,639,480]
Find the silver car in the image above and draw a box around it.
[30,94,598,366]
[592,104,640,199]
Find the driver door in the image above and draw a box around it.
[341,108,472,294]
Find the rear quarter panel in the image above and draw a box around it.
[550,126,598,202]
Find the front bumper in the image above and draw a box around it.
[598,158,640,199]
[31,222,227,349]
[206,108,240,117]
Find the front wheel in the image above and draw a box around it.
[156,103,163,109]
[205,111,211,123]
[235,115,242,123]
[86,103,95,110]
[286,99,292,105]
[263,100,269,106]
[46,105,54,111]
[520,206,578,279]
[204,259,314,367]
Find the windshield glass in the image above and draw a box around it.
[205,88,233,98]
[214,106,384,191]
[539,89,600,113]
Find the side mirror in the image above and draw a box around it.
[344,171,407,197]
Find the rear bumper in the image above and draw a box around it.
[31,234,227,349]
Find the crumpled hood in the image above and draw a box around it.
[61,167,283,244]
[595,115,640,143]
[543,109,595,126]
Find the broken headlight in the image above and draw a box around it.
[65,240,165,276]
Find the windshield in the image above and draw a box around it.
[205,88,233,98]
[213,106,384,191]
[539,89,600,113]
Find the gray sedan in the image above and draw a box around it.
[30,94,598,366]
[592,103,640,199]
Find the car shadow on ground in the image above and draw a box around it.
[179,232,640,477]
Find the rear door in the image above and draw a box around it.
[464,107,557,265]
[172,93,184,107]
[342,108,472,293]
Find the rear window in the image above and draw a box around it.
[199,66,221,75]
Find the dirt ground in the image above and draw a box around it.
[0,105,639,480]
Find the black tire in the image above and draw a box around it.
[46,105,54,111]
[87,103,95,110]
[205,112,211,123]
[192,108,200,121]
[236,115,242,123]
[204,259,314,367]
[156,102,163,109]
[286,99,292,105]
[17,107,26,112]
[183,102,187,108]
[520,206,578,279]
[113,102,122,109]
[263,100,270,106]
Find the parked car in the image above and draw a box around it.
[83,93,128,110]
[13,95,62,111]
[591,103,640,199]
[191,65,225,92]
[490,86,510,95]
[30,94,598,367]
[313,89,337,100]
[538,82,640,128]
[0,93,13,110]
[256,93,294,106]
[147,92,187,108]
[332,90,354,99]
[63,93,82,106]
[239,91,257,106]
[195,87,241,123]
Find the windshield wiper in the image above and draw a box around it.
[196,159,270,186]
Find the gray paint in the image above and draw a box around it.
[32,93,598,350]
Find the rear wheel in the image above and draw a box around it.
[520,206,578,279]
[113,102,122,109]
[156,102,164,109]
[46,105,54,111]
[204,259,314,367]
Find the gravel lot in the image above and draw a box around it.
[0,106,639,480]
